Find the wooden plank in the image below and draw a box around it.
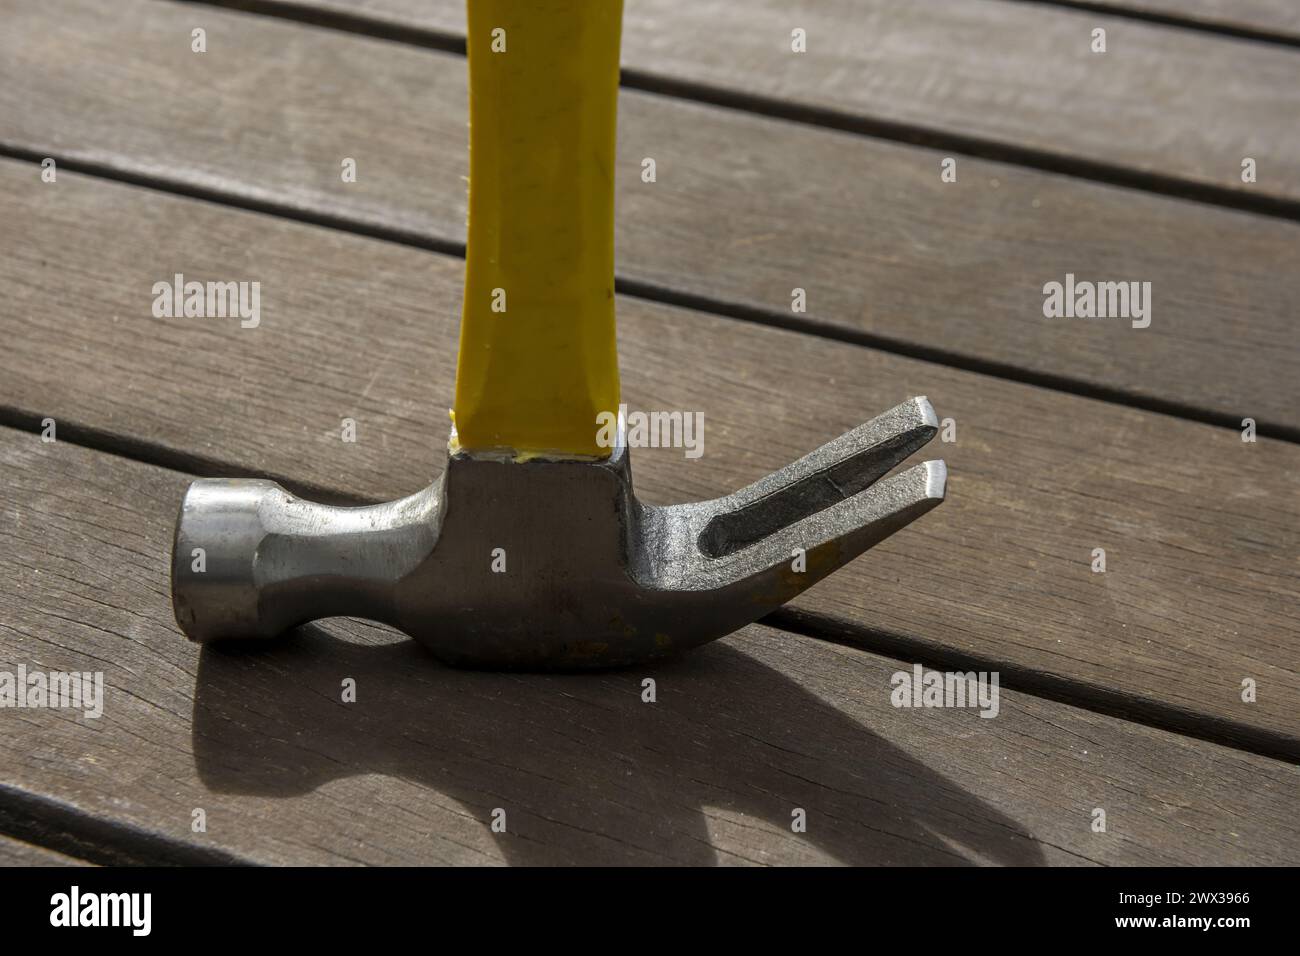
[257,0,1300,199]
[277,0,1300,45]
[2,430,1298,865]
[2,163,1296,754]
[2,0,1298,432]
[0,835,86,866]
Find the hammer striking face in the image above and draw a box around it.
[170,0,947,669]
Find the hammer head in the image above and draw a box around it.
[172,397,945,669]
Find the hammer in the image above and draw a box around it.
[170,0,947,668]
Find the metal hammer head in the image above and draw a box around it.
[171,397,945,668]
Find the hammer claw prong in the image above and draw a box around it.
[697,397,941,558]
[770,458,947,570]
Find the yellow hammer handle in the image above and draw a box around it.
[452,0,623,458]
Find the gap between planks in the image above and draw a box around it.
[1001,0,1300,48]
[0,787,220,866]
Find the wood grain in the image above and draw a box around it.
[3,0,1298,429]
[256,0,1300,197]
[2,163,1296,753]
[0,835,86,866]
[2,428,1297,864]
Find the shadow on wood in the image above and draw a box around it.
[190,625,1045,865]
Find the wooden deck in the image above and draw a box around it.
[0,0,1296,865]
